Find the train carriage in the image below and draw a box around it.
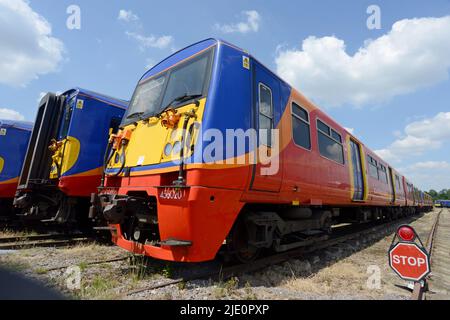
[0,120,33,219]
[92,39,431,262]
[14,88,127,228]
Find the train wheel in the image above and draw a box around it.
[227,215,261,264]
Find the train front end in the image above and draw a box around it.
[0,120,33,220]
[94,39,256,262]
[14,89,127,227]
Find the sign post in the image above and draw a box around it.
[388,225,431,283]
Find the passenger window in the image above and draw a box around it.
[258,83,273,147]
[368,156,379,179]
[395,175,403,191]
[317,120,330,135]
[317,119,344,164]
[378,164,388,184]
[331,129,342,143]
[292,102,311,150]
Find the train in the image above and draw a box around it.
[89,39,433,263]
[0,120,33,220]
[435,200,450,208]
[13,88,127,229]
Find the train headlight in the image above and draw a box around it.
[172,141,182,155]
[164,143,173,157]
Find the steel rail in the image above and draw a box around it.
[411,208,443,300]
[0,236,92,250]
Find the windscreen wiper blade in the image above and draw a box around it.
[155,93,202,118]
[126,111,144,119]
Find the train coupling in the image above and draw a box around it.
[96,195,127,225]
[90,192,127,224]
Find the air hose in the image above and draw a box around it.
[101,140,128,187]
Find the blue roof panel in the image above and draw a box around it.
[62,88,129,109]
[0,119,34,131]
[140,38,218,82]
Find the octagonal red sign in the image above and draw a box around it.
[388,242,430,282]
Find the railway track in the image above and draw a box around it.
[413,208,450,300]
[0,233,93,250]
[126,214,423,296]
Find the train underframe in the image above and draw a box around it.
[13,181,99,231]
[94,186,432,263]
[0,198,14,222]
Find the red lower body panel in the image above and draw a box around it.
[59,174,101,197]
[0,179,18,199]
[111,185,244,262]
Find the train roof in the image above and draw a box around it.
[63,88,129,109]
[140,38,255,82]
[0,119,33,131]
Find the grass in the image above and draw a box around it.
[213,277,240,298]
[283,262,369,296]
[0,259,31,272]
[78,261,88,272]
[128,254,149,282]
[77,275,120,300]
[59,243,104,254]
[34,267,49,275]
[0,229,38,238]
[177,281,186,290]
[160,263,174,278]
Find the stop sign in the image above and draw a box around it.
[389,242,430,281]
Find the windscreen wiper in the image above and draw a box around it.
[126,111,144,120]
[155,93,202,118]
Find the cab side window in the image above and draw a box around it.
[258,83,273,147]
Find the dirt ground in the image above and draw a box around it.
[0,209,440,300]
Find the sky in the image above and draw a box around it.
[0,0,449,191]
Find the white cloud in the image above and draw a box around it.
[399,161,450,190]
[215,10,261,34]
[344,127,355,134]
[375,112,450,163]
[275,16,450,107]
[126,32,173,50]
[118,9,173,51]
[0,0,65,87]
[118,9,139,22]
[0,108,25,120]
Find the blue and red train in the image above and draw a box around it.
[89,39,433,263]
[0,120,33,219]
[13,88,127,228]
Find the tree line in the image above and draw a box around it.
[428,189,450,200]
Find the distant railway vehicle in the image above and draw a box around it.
[0,120,33,219]
[91,39,433,262]
[435,200,450,208]
[14,88,127,229]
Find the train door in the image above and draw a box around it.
[388,167,396,203]
[349,139,364,201]
[17,93,65,189]
[249,61,282,192]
